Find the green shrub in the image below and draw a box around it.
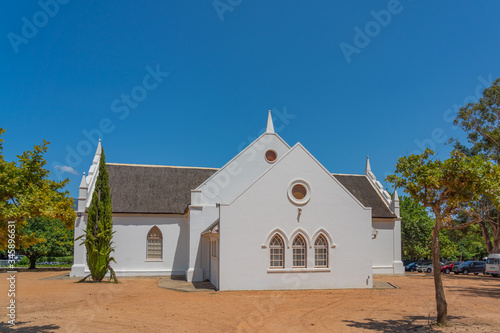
[37,256,73,265]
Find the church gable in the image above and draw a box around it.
[224,142,371,216]
[218,143,374,290]
[196,112,291,205]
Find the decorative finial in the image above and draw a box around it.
[266,110,275,134]
[79,172,88,188]
[365,155,371,174]
[393,189,399,202]
[95,139,102,156]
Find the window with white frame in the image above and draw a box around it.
[210,239,218,259]
[147,226,163,260]
[314,235,328,267]
[292,235,306,268]
[269,235,284,268]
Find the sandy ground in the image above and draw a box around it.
[1,270,499,332]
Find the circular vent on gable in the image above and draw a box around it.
[265,149,277,163]
[287,180,311,205]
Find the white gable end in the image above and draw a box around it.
[218,143,373,290]
[195,132,290,205]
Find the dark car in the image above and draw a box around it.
[452,261,486,275]
[405,262,418,272]
[441,261,462,274]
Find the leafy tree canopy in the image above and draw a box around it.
[454,77,500,162]
[20,216,73,269]
[453,77,500,254]
[0,128,76,250]
[400,196,433,260]
[387,148,500,325]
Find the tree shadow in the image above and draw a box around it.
[342,315,464,332]
[0,321,60,332]
[447,284,500,299]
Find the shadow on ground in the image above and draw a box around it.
[447,284,500,299]
[343,315,464,332]
[0,322,60,332]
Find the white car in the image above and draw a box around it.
[417,262,444,273]
[485,254,500,277]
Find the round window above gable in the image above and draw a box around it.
[265,149,277,163]
[288,180,311,205]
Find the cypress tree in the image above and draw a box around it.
[77,148,118,283]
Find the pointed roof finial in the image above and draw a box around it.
[95,139,102,156]
[79,172,88,188]
[365,155,371,174]
[393,188,399,202]
[266,110,275,134]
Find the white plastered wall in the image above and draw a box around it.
[71,214,188,277]
[187,132,291,282]
[372,219,395,274]
[218,144,373,291]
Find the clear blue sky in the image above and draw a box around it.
[1,1,500,200]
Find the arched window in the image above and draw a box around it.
[314,235,328,268]
[147,226,163,260]
[269,234,284,268]
[292,235,306,268]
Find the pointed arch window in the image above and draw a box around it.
[292,235,306,268]
[269,235,284,268]
[314,235,328,268]
[147,226,163,260]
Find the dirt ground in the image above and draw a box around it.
[1,271,499,332]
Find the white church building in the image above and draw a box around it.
[71,112,403,290]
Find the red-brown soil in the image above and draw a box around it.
[1,271,499,332]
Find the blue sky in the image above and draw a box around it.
[1,1,500,199]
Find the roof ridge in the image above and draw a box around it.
[364,174,395,213]
[332,173,365,177]
[106,162,219,170]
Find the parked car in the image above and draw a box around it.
[417,262,444,273]
[405,262,419,272]
[441,261,462,274]
[452,261,486,275]
[485,254,500,277]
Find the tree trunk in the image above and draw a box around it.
[479,221,493,253]
[432,210,447,325]
[493,215,500,254]
[29,256,37,269]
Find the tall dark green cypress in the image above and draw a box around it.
[78,148,118,283]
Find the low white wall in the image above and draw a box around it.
[71,214,188,276]
[372,219,395,274]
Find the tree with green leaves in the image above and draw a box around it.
[442,224,487,261]
[387,148,500,325]
[454,77,500,254]
[77,148,117,283]
[0,128,76,251]
[20,216,73,269]
[400,196,433,260]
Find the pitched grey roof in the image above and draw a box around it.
[105,163,395,218]
[333,174,397,219]
[107,163,218,214]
